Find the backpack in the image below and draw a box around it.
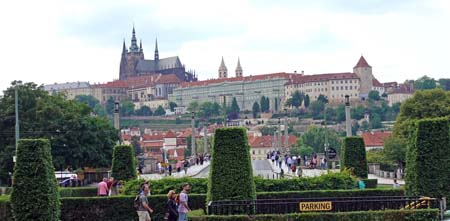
[133,194,141,210]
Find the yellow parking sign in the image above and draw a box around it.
[299,201,332,211]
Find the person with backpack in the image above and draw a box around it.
[135,184,153,221]
[164,190,178,221]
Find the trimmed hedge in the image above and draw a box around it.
[340,137,368,178]
[123,177,208,195]
[190,209,439,221]
[362,178,378,189]
[111,145,137,181]
[406,117,450,203]
[59,187,98,198]
[0,189,405,221]
[207,127,256,201]
[11,139,60,221]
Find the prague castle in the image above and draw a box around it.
[119,26,197,82]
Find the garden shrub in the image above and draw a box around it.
[207,127,256,201]
[361,179,378,188]
[405,117,450,203]
[340,137,368,178]
[190,209,439,221]
[111,145,137,181]
[11,139,60,221]
[59,187,98,197]
[256,189,403,199]
[122,177,208,195]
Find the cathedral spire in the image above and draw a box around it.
[235,57,243,78]
[129,25,139,52]
[122,39,127,54]
[218,56,228,79]
[140,39,143,52]
[154,38,159,61]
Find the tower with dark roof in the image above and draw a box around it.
[353,55,374,98]
[154,38,159,61]
[218,57,228,79]
[235,57,243,78]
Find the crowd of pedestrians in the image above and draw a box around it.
[268,151,330,177]
[97,177,122,196]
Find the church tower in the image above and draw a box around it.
[235,57,243,78]
[119,26,145,80]
[353,55,374,99]
[154,38,159,61]
[218,57,228,79]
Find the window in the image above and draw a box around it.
[345,80,348,83]
[341,86,343,90]
[340,80,343,84]
[350,86,353,90]
[345,86,348,90]
[332,86,334,90]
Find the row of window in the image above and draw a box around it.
[331,94,358,98]
[331,86,358,91]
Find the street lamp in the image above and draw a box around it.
[345,95,351,137]
[14,81,22,163]
[284,109,289,154]
[114,101,120,144]
[278,117,281,152]
[191,111,196,158]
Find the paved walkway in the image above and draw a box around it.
[139,161,210,180]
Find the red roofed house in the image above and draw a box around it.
[249,135,297,160]
[361,131,392,151]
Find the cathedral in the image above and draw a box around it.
[119,26,197,82]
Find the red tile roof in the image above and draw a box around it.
[141,141,164,147]
[142,134,165,141]
[372,78,383,87]
[156,74,182,84]
[362,132,392,147]
[392,84,414,94]
[354,56,372,68]
[121,134,132,141]
[249,135,297,148]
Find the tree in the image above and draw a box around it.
[405,118,450,202]
[438,78,450,91]
[0,82,118,183]
[360,120,370,131]
[368,90,380,101]
[317,94,328,104]
[260,96,267,112]
[325,107,336,121]
[291,91,303,109]
[207,127,256,202]
[252,102,260,118]
[370,114,382,129]
[351,105,365,120]
[187,101,200,113]
[382,136,407,169]
[340,137,368,178]
[284,98,292,108]
[414,75,437,90]
[336,104,346,122]
[310,100,325,119]
[304,94,310,108]
[131,136,142,156]
[259,126,276,136]
[300,126,341,154]
[74,95,106,117]
[120,99,135,116]
[393,89,450,138]
[230,97,240,115]
[135,105,152,116]
[154,105,166,116]
[11,139,60,221]
[105,96,115,115]
[111,145,137,181]
[169,101,178,112]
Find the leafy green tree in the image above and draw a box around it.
[187,101,200,113]
[291,91,303,109]
[393,89,450,138]
[300,126,341,153]
[368,90,380,101]
[120,99,135,116]
[106,96,115,115]
[259,126,276,136]
[265,97,270,111]
[252,102,260,118]
[74,95,99,109]
[93,104,107,117]
[414,75,437,90]
[340,137,368,178]
[310,100,325,119]
[198,102,221,119]
[351,104,365,120]
[370,114,382,129]
[0,82,118,183]
[135,105,152,116]
[336,104,346,122]
[325,107,335,121]
[284,98,292,108]
[317,94,328,104]
[131,136,142,156]
[360,120,370,131]
[154,105,166,116]
[212,102,221,116]
[11,139,60,221]
[111,145,137,181]
[438,78,450,91]
[169,101,178,112]
[230,97,240,114]
[260,96,268,112]
[382,136,407,170]
[304,94,310,108]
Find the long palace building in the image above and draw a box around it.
[169,56,388,111]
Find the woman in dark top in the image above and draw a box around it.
[165,190,179,221]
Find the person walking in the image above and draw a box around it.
[97,178,109,197]
[183,160,189,175]
[297,166,302,177]
[393,180,400,189]
[168,164,173,176]
[136,184,153,221]
[178,183,191,221]
[176,161,181,173]
[165,190,179,221]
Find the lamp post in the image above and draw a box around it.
[278,117,281,153]
[14,81,22,163]
[345,95,352,137]
[284,109,289,154]
[203,124,208,154]
[191,111,196,159]
[114,101,120,144]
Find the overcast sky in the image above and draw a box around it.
[1,0,449,93]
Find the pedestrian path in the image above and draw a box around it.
[267,159,331,178]
[139,161,210,180]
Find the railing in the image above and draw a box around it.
[207,196,441,215]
